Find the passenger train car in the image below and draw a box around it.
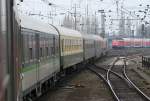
[0,1,5,100]
[112,38,150,49]
[21,16,60,97]
[20,16,108,100]
[112,39,124,48]
[57,27,83,69]
[0,0,20,101]
[0,1,108,100]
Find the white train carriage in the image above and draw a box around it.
[55,26,83,69]
[93,35,104,58]
[102,38,108,55]
[133,39,143,48]
[18,15,109,100]
[20,16,60,96]
[143,39,150,48]
[82,34,95,60]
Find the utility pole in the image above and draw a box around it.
[101,12,105,38]
[98,9,105,37]
[126,17,131,37]
[74,4,77,30]
[86,4,88,17]
[116,0,119,19]
[86,4,89,34]
[95,12,97,35]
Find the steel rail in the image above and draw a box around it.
[106,58,120,101]
[123,59,150,101]
[87,65,120,101]
[94,58,148,101]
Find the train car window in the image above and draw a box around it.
[44,36,47,58]
[47,38,49,55]
[72,39,73,51]
[64,39,66,52]
[66,39,67,52]
[51,47,54,55]
[42,36,45,58]
[57,38,59,54]
[89,40,90,48]
[56,38,59,54]
[65,39,67,52]
[76,40,79,50]
[87,40,89,49]
[53,36,56,55]
[29,48,33,60]
[67,39,68,52]
[21,30,28,62]
[29,34,33,60]
[46,47,48,57]
[46,35,49,57]
[40,48,43,57]
[22,34,26,62]
[78,40,79,48]
[78,40,80,50]
[39,34,43,58]
[72,39,73,52]
[68,39,69,52]
[74,39,76,50]
[67,39,69,52]
[74,39,76,51]
[61,39,63,53]
[33,35,36,59]
[54,38,57,54]
[69,39,71,52]
[73,39,74,51]
[26,34,30,61]
[70,39,71,52]
[48,37,50,56]
[66,39,68,52]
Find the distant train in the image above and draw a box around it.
[112,38,150,48]
[0,6,108,101]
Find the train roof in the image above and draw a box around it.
[92,35,104,41]
[115,38,124,40]
[82,34,96,40]
[123,38,150,41]
[82,34,105,41]
[20,15,58,35]
[55,26,82,38]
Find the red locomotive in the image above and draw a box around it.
[112,38,150,48]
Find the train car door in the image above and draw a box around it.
[0,0,5,100]
[10,7,22,101]
[53,34,60,74]
[54,35,60,72]
[60,38,64,70]
[36,32,41,96]
[53,35,56,72]
[83,39,85,61]
[1,0,22,100]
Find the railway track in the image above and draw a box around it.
[124,58,150,100]
[88,57,150,101]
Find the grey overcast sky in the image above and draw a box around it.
[17,0,150,34]
[18,0,150,18]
